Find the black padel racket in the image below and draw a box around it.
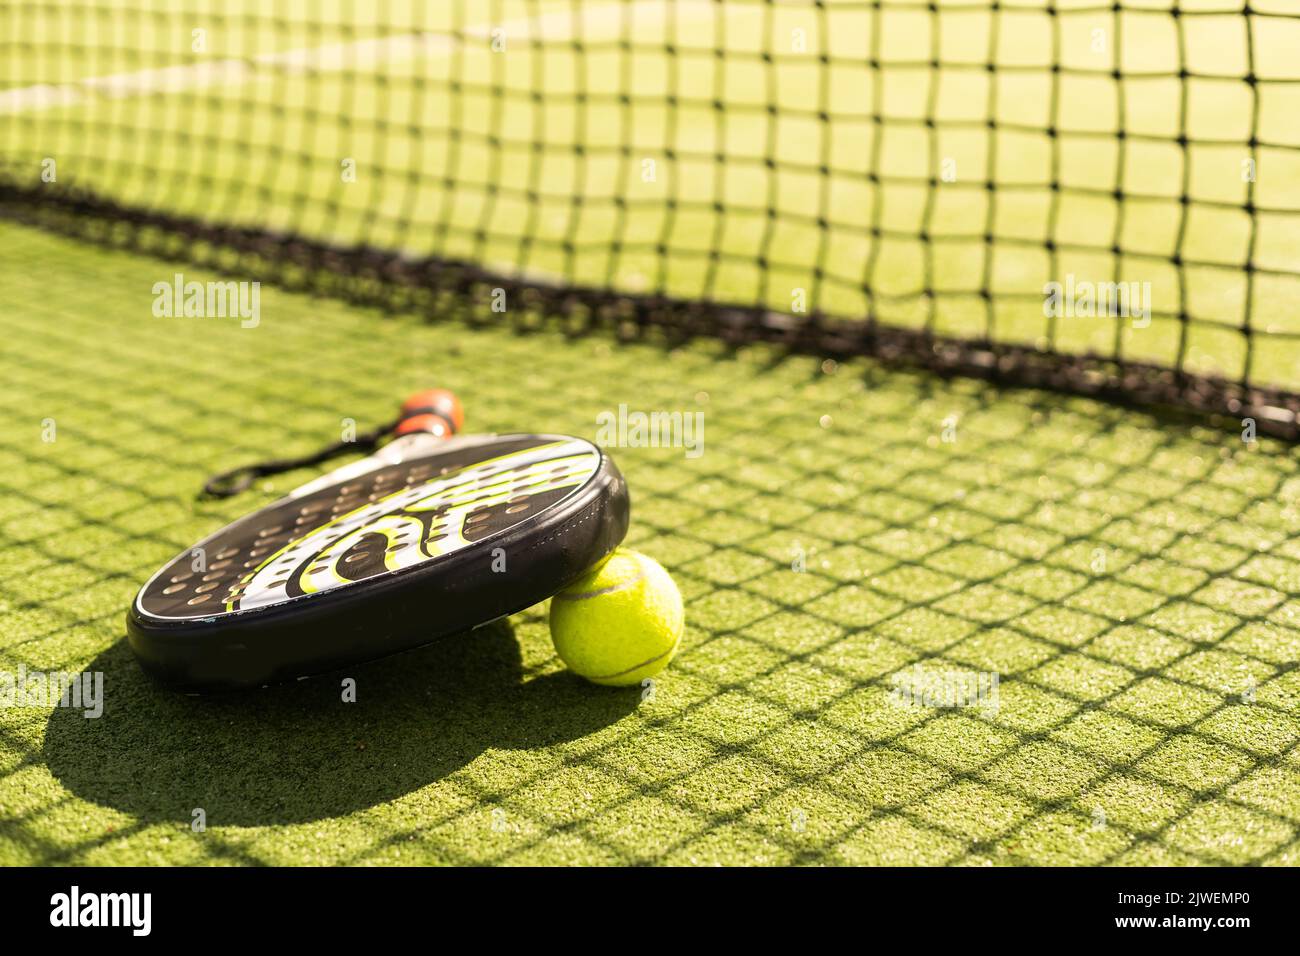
[128,392,629,692]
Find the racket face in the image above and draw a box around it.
[128,434,629,690]
[138,435,602,620]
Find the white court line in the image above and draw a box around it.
[0,0,720,115]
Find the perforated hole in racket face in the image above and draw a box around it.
[136,436,603,621]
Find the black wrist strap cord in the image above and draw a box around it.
[202,419,399,498]
[201,389,463,498]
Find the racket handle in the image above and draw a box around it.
[204,390,464,497]
[396,388,464,438]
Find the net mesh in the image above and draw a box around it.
[3,0,1300,433]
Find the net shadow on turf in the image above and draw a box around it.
[0,224,1297,865]
[427,378,1300,866]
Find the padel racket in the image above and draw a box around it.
[128,391,629,692]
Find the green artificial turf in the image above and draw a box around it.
[1,219,1298,865]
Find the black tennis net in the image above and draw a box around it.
[3,0,1299,434]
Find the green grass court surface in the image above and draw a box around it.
[2,219,1300,866]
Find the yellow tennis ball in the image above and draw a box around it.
[549,549,684,686]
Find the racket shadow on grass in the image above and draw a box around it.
[43,619,638,828]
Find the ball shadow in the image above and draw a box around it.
[43,621,638,827]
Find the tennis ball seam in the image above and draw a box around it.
[585,628,682,681]
[552,567,647,602]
